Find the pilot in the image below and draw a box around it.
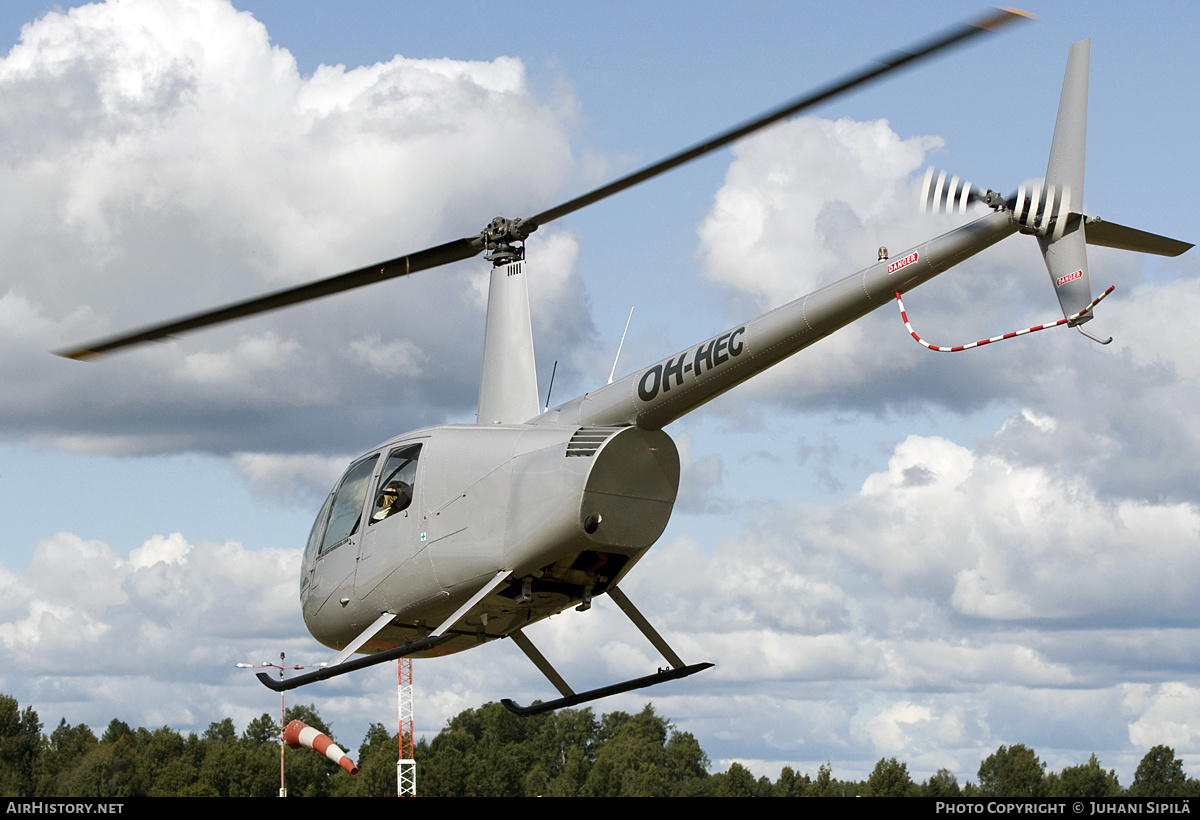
[371,480,412,522]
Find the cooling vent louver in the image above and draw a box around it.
[565,427,623,457]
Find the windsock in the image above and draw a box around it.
[284,719,359,775]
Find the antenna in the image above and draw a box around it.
[543,360,557,413]
[608,307,635,385]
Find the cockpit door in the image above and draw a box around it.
[307,452,379,606]
[354,441,430,598]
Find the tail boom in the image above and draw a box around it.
[540,211,1017,431]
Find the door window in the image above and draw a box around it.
[370,444,422,525]
[318,454,379,555]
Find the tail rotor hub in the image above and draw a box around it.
[1009,182,1075,240]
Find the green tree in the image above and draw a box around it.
[1050,754,1122,798]
[546,745,590,796]
[665,729,712,796]
[584,706,672,796]
[242,713,280,746]
[202,717,237,745]
[539,707,598,793]
[0,696,40,797]
[774,765,810,797]
[716,761,757,797]
[862,757,916,797]
[978,744,1046,797]
[809,763,839,797]
[59,734,142,798]
[1129,745,1187,798]
[923,768,962,798]
[198,731,260,797]
[36,719,97,797]
[148,757,202,797]
[135,726,188,795]
[419,702,545,796]
[99,719,133,745]
[334,723,398,797]
[582,705,711,797]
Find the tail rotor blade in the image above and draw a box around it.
[920,168,990,214]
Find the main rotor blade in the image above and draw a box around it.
[56,235,482,360]
[526,7,1031,228]
[58,8,1029,361]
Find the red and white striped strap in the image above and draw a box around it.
[895,285,1115,352]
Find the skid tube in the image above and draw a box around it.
[500,585,714,716]
[501,663,714,717]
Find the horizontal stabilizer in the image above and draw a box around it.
[1084,216,1194,257]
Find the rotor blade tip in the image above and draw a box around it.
[989,8,1038,27]
[55,348,99,362]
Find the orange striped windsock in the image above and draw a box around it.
[283,720,359,775]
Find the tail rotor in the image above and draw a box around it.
[908,39,1190,351]
[920,168,989,214]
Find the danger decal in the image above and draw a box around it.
[1056,269,1083,287]
[888,251,918,275]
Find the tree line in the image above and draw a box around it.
[2,693,1197,797]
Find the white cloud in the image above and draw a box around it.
[348,335,425,377]
[0,529,313,728]
[698,117,940,306]
[854,700,935,755]
[175,332,302,386]
[0,0,590,455]
[128,531,190,569]
[232,451,351,503]
[1127,683,1200,752]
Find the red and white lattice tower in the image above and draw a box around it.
[397,658,416,796]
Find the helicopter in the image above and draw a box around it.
[57,10,1192,716]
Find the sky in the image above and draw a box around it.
[1,0,1198,788]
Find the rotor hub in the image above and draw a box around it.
[481,216,537,265]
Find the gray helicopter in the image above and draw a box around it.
[59,10,1191,715]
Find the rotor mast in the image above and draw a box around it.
[476,218,540,425]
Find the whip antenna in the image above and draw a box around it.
[608,307,635,385]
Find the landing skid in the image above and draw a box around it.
[500,585,714,716]
[501,663,713,717]
[257,631,450,692]
[258,569,510,692]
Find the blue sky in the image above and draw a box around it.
[1,0,1198,786]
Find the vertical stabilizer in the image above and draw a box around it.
[477,260,540,424]
[1038,39,1094,323]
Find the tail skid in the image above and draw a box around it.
[896,286,1115,352]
